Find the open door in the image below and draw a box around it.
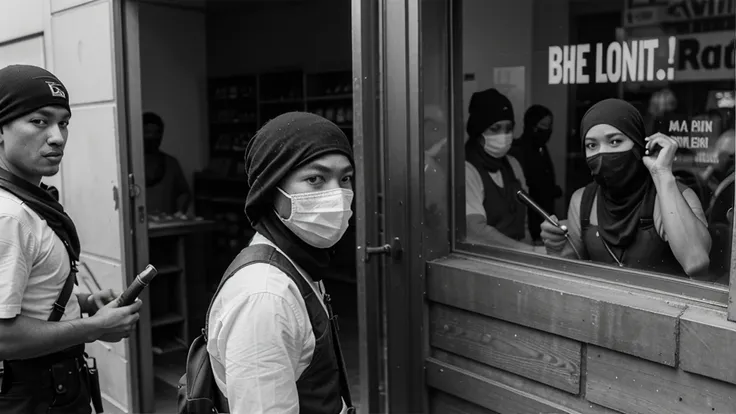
[353,0,434,412]
[353,0,452,412]
[44,0,141,413]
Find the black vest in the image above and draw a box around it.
[466,158,527,241]
[219,244,344,414]
[580,182,685,276]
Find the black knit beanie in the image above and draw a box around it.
[466,88,514,137]
[0,65,71,127]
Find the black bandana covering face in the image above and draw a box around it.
[580,99,653,248]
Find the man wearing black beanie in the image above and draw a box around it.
[464,88,545,253]
[0,64,142,413]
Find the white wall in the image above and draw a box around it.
[139,2,208,193]
[462,0,534,137]
[462,0,570,215]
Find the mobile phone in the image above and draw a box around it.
[117,265,158,307]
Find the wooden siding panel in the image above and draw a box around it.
[430,303,581,393]
[428,258,683,366]
[426,358,577,414]
[430,391,500,414]
[586,346,736,414]
[432,350,620,414]
[679,307,736,385]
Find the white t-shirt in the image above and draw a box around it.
[206,233,347,414]
[0,188,80,321]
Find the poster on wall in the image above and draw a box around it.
[493,66,526,135]
[547,30,735,85]
[654,114,723,167]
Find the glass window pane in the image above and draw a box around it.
[423,0,452,261]
[456,0,734,286]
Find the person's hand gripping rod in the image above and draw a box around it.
[515,190,582,260]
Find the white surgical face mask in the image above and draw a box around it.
[482,132,513,158]
[277,187,354,249]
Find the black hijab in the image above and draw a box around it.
[244,112,354,281]
[0,168,81,261]
[580,99,652,248]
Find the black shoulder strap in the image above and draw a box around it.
[203,244,306,340]
[202,243,355,409]
[579,182,597,231]
[48,241,78,322]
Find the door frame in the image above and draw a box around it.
[353,0,428,412]
[118,0,155,412]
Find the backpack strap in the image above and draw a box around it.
[202,243,355,409]
[203,244,306,341]
[579,182,597,232]
[48,241,79,322]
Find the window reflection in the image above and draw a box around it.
[423,0,451,261]
[456,0,734,285]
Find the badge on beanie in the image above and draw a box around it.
[45,81,66,99]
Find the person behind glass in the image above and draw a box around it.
[541,98,711,277]
[0,65,142,413]
[509,105,562,243]
[143,112,191,216]
[464,88,542,253]
[207,112,354,413]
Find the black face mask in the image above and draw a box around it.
[586,149,646,195]
[531,128,552,146]
[144,139,161,154]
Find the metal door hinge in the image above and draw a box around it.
[128,174,141,199]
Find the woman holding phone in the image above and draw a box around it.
[541,98,711,277]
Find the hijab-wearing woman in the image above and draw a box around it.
[465,88,542,253]
[207,112,354,413]
[509,104,562,242]
[541,99,711,276]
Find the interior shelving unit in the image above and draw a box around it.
[196,69,355,288]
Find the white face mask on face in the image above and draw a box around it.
[482,132,513,158]
[277,187,354,249]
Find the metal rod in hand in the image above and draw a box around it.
[515,190,582,260]
[117,265,157,307]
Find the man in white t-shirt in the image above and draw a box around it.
[0,64,142,414]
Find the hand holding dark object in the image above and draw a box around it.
[89,299,142,343]
[539,215,568,252]
[85,288,118,316]
[643,132,679,178]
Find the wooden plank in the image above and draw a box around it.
[432,349,620,414]
[426,358,579,414]
[679,306,736,385]
[428,257,683,366]
[430,391,500,414]
[586,346,736,414]
[430,304,581,393]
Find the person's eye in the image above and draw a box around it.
[305,175,324,185]
[59,121,70,129]
[585,142,597,150]
[30,119,48,127]
[610,139,622,146]
[342,175,353,183]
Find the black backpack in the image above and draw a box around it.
[177,244,355,413]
